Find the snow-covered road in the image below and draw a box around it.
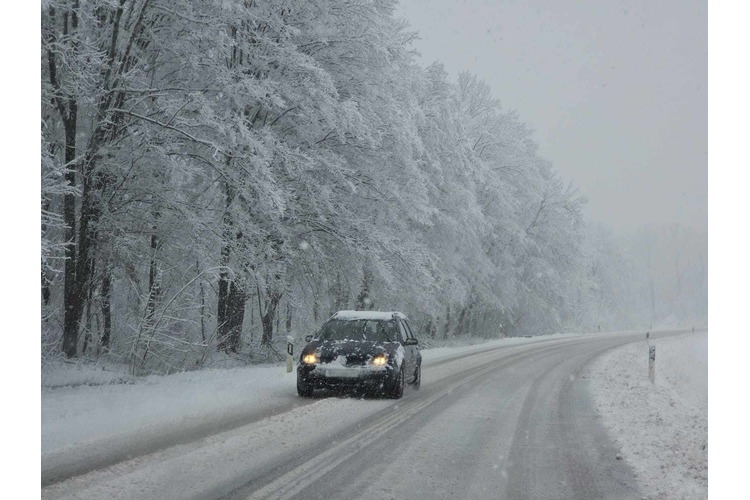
[42,331,690,499]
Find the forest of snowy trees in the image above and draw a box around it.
[41,0,707,372]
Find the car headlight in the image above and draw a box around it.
[370,354,388,366]
[302,353,319,365]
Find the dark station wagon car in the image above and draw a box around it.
[297,311,422,399]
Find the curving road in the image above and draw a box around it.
[43,331,685,500]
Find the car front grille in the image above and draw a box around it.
[345,355,368,366]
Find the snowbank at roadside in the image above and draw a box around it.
[589,331,708,499]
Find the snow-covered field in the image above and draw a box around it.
[589,331,708,499]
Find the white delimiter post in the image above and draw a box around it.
[648,345,656,383]
[286,336,294,373]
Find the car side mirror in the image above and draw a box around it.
[305,335,313,343]
[404,338,418,346]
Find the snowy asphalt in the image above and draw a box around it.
[42,331,689,500]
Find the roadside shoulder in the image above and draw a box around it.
[588,332,708,499]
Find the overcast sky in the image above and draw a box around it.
[396,0,707,233]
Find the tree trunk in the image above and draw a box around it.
[425,319,436,339]
[100,266,112,350]
[46,0,82,358]
[455,304,469,337]
[41,200,52,308]
[216,181,247,352]
[285,300,292,334]
[198,262,206,343]
[217,181,234,351]
[146,232,160,323]
[261,292,282,345]
[443,305,452,340]
[41,266,52,308]
[223,282,246,353]
[82,251,96,355]
[355,266,373,310]
[329,271,347,314]
[61,112,80,358]
[71,163,104,352]
[217,269,230,351]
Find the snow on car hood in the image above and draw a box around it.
[312,339,400,366]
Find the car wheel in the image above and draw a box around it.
[390,365,404,399]
[297,377,314,398]
[411,362,421,390]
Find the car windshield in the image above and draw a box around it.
[316,319,397,342]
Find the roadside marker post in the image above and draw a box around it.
[648,345,656,383]
[286,336,294,373]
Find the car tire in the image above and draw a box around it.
[297,377,314,398]
[411,362,421,390]
[390,365,404,399]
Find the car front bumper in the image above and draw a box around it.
[298,364,396,389]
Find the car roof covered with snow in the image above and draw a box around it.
[331,310,408,321]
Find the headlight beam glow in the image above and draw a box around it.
[370,354,387,366]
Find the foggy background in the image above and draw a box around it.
[397,0,707,232]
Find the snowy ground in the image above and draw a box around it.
[45,330,709,499]
[41,335,572,457]
[44,331,648,499]
[588,331,708,499]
